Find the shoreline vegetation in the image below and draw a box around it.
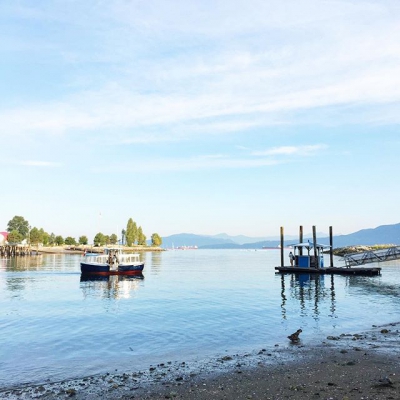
[1,322,399,399]
[32,245,164,254]
[4,215,163,250]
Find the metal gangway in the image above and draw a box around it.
[343,246,400,267]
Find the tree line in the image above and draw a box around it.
[5,215,163,247]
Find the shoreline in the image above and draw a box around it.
[31,245,164,255]
[2,322,399,399]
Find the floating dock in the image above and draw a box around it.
[275,266,381,276]
[275,225,382,277]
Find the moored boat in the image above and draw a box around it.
[80,248,144,275]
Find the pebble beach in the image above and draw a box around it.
[2,322,399,400]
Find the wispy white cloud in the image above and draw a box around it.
[92,154,283,173]
[252,144,327,156]
[18,160,62,167]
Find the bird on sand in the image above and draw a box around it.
[287,329,302,343]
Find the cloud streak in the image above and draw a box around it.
[18,160,62,167]
[89,143,325,174]
[92,154,283,173]
[252,144,327,156]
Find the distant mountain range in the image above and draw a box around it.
[160,223,400,249]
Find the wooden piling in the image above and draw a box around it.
[0,244,31,257]
[299,225,303,255]
[280,226,284,267]
[329,226,333,267]
[312,225,318,269]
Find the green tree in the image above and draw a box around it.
[48,233,56,246]
[126,218,137,246]
[40,229,50,246]
[7,230,23,244]
[7,216,30,239]
[110,233,118,245]
[121,229,126,245]
[30,227,43,245]
[137,226,146,246]
[65,236,76,245]
[55,235,64,246]
[79,235,88,245]
[151,233,162,247]
[132,222,138,244]
[94,232,106,246]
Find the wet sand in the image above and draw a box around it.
[2,322,399,399]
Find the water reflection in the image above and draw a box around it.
[344,274,400,298]
[5,277,29,295]
[1,255,44,271]
[280,273,336,320]
[150,251,162,274]
[80,274,144,300]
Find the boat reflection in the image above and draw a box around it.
[80,273,144,300]
[280,273,336,320]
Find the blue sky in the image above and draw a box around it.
[1,0,400,242]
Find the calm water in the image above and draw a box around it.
[1,250,400,387]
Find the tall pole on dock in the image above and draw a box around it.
[280,226,284,267]
[299,225,303,255]
[312,225,318,269]
[329,226,334,267]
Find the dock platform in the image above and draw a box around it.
[275,266,381,276]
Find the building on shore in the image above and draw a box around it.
[0,231,8,245]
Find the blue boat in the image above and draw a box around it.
[80,248,144,275]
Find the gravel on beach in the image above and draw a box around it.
[2,322,400,400]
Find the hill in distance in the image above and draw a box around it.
[318,223,400,248]
[160,233,235,248]
[160,223,400,249]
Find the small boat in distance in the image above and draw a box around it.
[81,248,144,275]
[262,245,281,249]
[262,244,293,250]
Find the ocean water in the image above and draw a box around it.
[1,249,399,387]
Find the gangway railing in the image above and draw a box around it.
[342,246,400,267]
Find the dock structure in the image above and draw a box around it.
[276,266,381,276]
[0,245,32,257]
[275,226,381,276]
[343,246,400,267]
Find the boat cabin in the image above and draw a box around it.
[291,241,331,268]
